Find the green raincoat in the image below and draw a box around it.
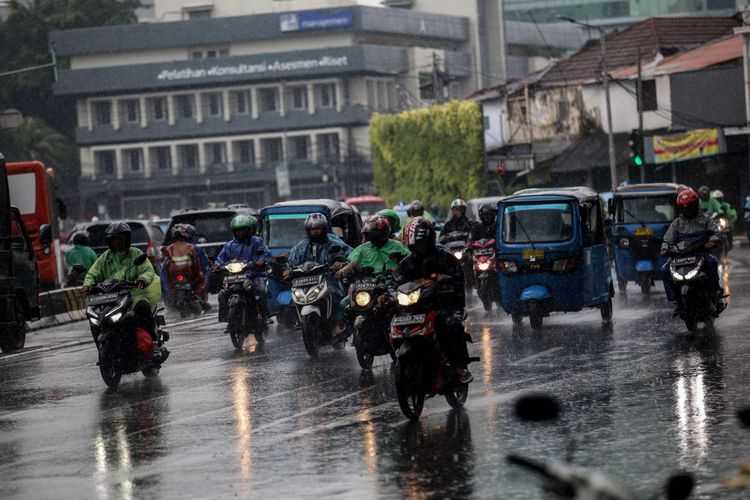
[83,248,161,306]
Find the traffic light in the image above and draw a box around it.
[628,129,644,167]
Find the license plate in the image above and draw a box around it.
[89,293,120,306]
[392,314,426,326]
[223,274,245,284]
[354,282,376,291]
[635,227,654,237]
[522,249,545,261]
[293,276,320,287]
[474,249,494,257]
[673,256,699,266]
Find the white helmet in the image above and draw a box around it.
[712,190,724,201]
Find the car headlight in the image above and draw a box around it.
[355,291,372,307]
[478,261,491,271]
[619,238,630,248]
[499,260,518,273]
[226,262,247,274]
[453,251,463,260]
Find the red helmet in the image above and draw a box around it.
[402,216,436,249]
[676,189,699,217]
[362,215,391,248]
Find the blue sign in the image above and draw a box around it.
[280,9,353,32]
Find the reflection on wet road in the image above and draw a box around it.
[2,252,750,498]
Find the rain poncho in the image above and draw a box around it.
[83,248,161,306]
[65,245,97,272]
[347,239,409,274]
[216,236,272,278]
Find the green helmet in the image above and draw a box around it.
[377,208,401,235]
[230,214,257,235]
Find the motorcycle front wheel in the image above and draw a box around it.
[444,383,468,409]
[302,316,321,358]
[355,337,374,369]
[395,360,425,420]
[99,352,121,389]
[229,321,246,351]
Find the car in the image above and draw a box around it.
[345,195,386,217]
[162,207,258,259]
[152,218,171,235]
[466,196,505,222]
[66,219,165,271]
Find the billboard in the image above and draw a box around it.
[649,128,724,165]
[280,9,354,32]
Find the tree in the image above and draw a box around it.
[370,100,486,209]
[0,116,78,181]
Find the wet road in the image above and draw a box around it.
[2,251,750,499]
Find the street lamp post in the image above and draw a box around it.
[558,17,618,191]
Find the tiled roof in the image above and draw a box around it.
[543,17,739,85]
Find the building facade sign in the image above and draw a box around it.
[280,9,354,32]
[650,128,724,164]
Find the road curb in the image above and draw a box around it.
[0,338,94,363]
[27,287,86,332]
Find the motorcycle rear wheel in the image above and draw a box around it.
[444,383,468,409]
[395,362,424,421]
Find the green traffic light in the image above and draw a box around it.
[634,155,643,167]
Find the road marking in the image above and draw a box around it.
[510,347,564,366]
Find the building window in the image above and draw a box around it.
[367,79,395,111]
[315,83,337,109]
[93,101,111,125]
[288,136,310,161]
[150,146,171,171]
[483,116,490,130]
[190,47,229,59]
[184,7,212,19]
[317,133,340,162]
[120,99,140,124]
[122,148,143,173]
[377,81,387,110]
[260,138,283,164]
[178,144,199,170]
[234,140,255,166]
[288,85,308,111]
[418,73,436,101]
[202,92,223,118]
[94,150,116,176]
[232,90,251,115]
[148,97,168,121]
[258,88,279,113]
[366,80,376,110]
[642,80,657,112]
[175,95,195,119]
[205,142,226,166]
[387,81,396,110]
[556,100,570,132]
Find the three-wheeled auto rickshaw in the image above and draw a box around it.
[259,199,362,328]
[497,187,614,329]
[610,183,686,295]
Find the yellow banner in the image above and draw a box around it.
[652,128,720,164]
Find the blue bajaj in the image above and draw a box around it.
[610,183,684,295]
[497,188,613,330]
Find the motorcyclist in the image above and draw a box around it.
[82,222,166,360]
[712,190,737,227]
[184,224,211,309]
[163,224,207,311]
[286,213,352,333]
[697,185,723,217]
[471,203,498,241]
[65,232,97,286]
[336,215,410,278]
[377,208,402,238]
[399,200,434,238]
[440,199,475,240]
[214,215,272,332]
[659,189,724,315]
[390,217,473,383]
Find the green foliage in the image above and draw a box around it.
[370,101,485,209]
[0,0,141,136]
[0,116,78,181]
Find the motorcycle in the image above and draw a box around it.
[667,232,726,332]
[348,266,396,369]
[714,213,733,256]
[289,250,349,358]
[171,274,203,318]
[76,255,170,389]
[217,256,268,350]
[389,277,477,420]
[441,231,474,292]
[471,238,499,312]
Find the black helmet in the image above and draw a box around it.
[362,215,391,248]
[402,216,436,250]
[72,232,89,246]
[697,186,710,199]
[304,213,329,243]
[105,222,132,251]
[478,203,498,216]
[407,200,425,217]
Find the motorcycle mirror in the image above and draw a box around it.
[134,253,148,266]
[514,394,560,423]
[737,406,750,428]
[72,264,87,274]
[665,472,694,500]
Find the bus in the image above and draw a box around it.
[7,161,64,290]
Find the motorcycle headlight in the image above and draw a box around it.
[293,288,306,301]
[671,269,684,281]
[307,286,322,302]
[719,218,728,229]
[226,262,247,274]
[478,261,491,271]
[355,291,372,307]
[107,312,123,323]
[619,238,630,248]
[397,290,421,306]
[453,251,463,260]
[88,316,101,326]
[684,268,700,280]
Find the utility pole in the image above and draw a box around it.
[637,48,645,183]
[432,52,443,103]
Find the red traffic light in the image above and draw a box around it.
[177,275,184,282]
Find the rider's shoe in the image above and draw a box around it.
[456,367,473,384]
